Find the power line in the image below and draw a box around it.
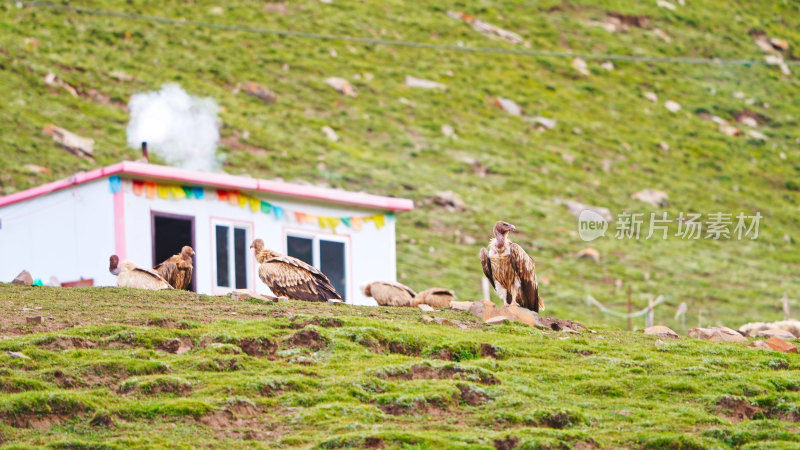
[17,1,800,67]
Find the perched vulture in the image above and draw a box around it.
[363,281,417,307]
[251,239,343,302]
[479,220,543,312]
[413,288,455,308]
[154,246,194,290]
[109,255,172,290]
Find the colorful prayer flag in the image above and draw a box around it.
[108,176,122,194]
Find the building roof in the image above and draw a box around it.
[0,161,414,211]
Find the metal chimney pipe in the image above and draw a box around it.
[141,142,149,163]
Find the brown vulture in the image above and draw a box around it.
[479,221,543,312]
[250,239,343,302]
[109,255,172,290]
[154,246,194,290]
[363,281,417,307]
[413,288,456,308]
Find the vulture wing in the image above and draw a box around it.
[509,243,542,312]
[154,256,193,290]
[258,255,342,302]
[370,282,416,307]
[414,287,455,308]
[479,248,495,290]
[118,265,172,290]
[154,260,178,287]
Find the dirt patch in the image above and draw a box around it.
[538,317,587,332]
[5,413,75,429]
[38,336,97,351]
[89,411,115,427]
[159,337,194,354]
[607,11,651,29]
[119,378,192,396]
[716,396,760,422]
[200,358,243,372]
[287,317,342,329]
[494,436,520,450]
[287,329,328,350]
[480,344,501,359]
[238,337,277,357]
[378,364,499,385]
[147,318,177,328]
[733,109,770,125]
[458,384,489,406]
[378,399,450,416]
[364,437,384,448]
[227,399,259,417]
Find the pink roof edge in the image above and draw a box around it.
[0,161,414,211]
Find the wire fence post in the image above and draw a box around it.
[646,297,654,328]
[627,286,632,331]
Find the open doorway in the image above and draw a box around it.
[152,212,196,291]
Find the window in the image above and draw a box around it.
[213,220,251,291]
[286,233,348,299]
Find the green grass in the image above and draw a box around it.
[0,284,799,448]
[2,1,800,331]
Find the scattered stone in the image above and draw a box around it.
[571,57,589,76]
[321,126,339,142]
[738,116,758,128]
[421,315,435,323]
[562,200,613,222]
[575,247,600,263]
[12,270,33,286]
[740,319,800,338]
[43,124,94,160]
[44,72,78,97]
[689,326,747,343]
[747,130,767,140]
[600,61,614,71]
[720,125,741,136]
[417,304,435,312]
[241,81,277,104]
[632,189,668,207]
[404,76,446,90]
[441,124,456,138]
[526,116,557,130]
[230,289,275,302]
[654,339,666,347]
[328,299,344,304]
[601,158,612,172]
[486,316,511,324]
[324,77,357,96]
[769,37,789,50]
[429,191,465,211]
[644,325,679,339]
[615,409,632,416]
[23,164,50,175]
[446,11,523,44]
[210,6,224,14]
[494,97,521,116]
[561,153,575,164]
[450,301,474,311]
[656,0,676,10]
[653,28,671,42]
[7,351,30,359]
[780,152,787,160]
[644,92,658,102]
[658,141,670,152]
[764,55,790,75]
[749,340,771,350]
[508,304,538,326]
[764,337,797,353]
[26,316,44,325]
[109,70,135,82]
[664,100,681,112]
[572,127,582,135]
[757,329,796,340]
[537,316,587,333]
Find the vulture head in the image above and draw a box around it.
[493,221,516,248]
[181,246,195,261]
[109,255,121,276]
[250,239,265,253]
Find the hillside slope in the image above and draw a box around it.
[1,1,800,331]
[1,285,799,448]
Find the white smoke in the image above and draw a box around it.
[126,83,221,171]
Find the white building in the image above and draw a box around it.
[0,162,413,305]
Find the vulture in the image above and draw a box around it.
[363,281,417,307]
[109,255,172,290]
[479,220,543,312]
[250,239,343,302]
[154,246,194,290]
[413,288,456,308]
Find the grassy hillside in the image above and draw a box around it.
[1,1,800,331]
[0,284,799,449]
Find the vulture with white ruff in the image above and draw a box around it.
[413,288,455,308]
[479,220,543,312]
[154,246,194,290]
[251,239,343,302]
[109,255,172,290]
[363,281,417,307]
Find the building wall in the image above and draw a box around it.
[0,179,116,285]
[120,179,395,304]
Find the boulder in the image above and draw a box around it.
[405,76,446,90]
[26,316,44,325]
[689,326,747,343]
[756,329,795,340]
[764,337,797,353]
[749,340,771,350]
[632,189,669,207]
[644,325,679,339]
[450,301,475,311]
[12,270,33,286]
[486,316,511,324]
[417,304,435,312]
